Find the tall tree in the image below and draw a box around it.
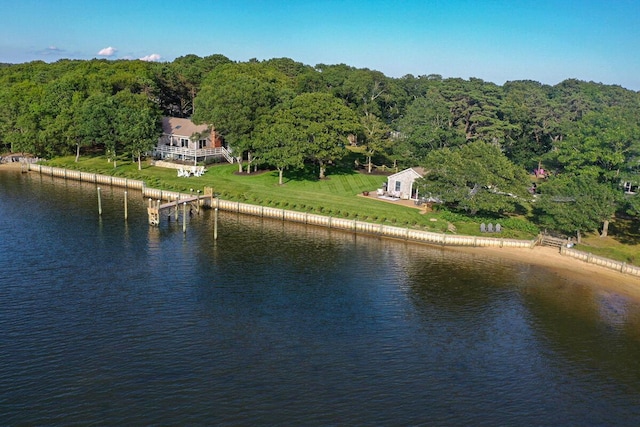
[502,80,555,168]
[549,107,640,183]
[397,89,464,161]
[360,112,392,173]
[286,92,361,179]
[416,141,530,215]
[254,109,306,185]
[534,174,619,241]
[114,91,161,170]
[0,80,44,154]
[193,62,291,171]
[78,93,117,165]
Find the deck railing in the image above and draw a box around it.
[153,145,233,163]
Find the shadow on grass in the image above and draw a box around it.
[283,163,363,182]
[284,168,320,182]
[610,218,640,245]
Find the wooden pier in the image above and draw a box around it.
[147,187,215,225]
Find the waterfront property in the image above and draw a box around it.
[153,117,233,164]
[23,164,640,278]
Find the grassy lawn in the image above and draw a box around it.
[46,155,454,231]
[579,220,640,265]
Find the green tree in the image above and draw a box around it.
[360,112,392,173]
[502,80,556,168]
[40,76,90,160]
[254,109,306,185]
[416,141,530,215]
[0,80,44,155]
[550,107,640,183]
[397,89,464,161]
[78,93,117,165]
[193,62,291,172]
[534,174,619,242]
[161,54,231,116]
[114,91,161,170]
[287,92,361,179]
[625,193,640,218]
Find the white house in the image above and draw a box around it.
[154,117,232,164]
[386,167,426,200]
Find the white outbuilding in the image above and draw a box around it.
[385,167,425,200]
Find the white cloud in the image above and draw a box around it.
[139,53,161,62]
[98,46,117,56]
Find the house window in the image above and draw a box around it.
[199,139,206,149]
[395,181,401,192]
[180,138,188,147]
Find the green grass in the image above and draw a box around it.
[46,155,432,225]
[579,221,640,265]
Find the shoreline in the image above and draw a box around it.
[4,162,640,301]
[0,162,25,171]
[450,244,640,301]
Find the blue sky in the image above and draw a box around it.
[1,0,638,90]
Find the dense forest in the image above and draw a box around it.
[1,54,639,238]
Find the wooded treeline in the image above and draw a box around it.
[1,54,639,237]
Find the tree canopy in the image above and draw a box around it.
[417,141,531,215]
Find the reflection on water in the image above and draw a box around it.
[2,169,640,425]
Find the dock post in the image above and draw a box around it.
[214,207,219,240]
[183,202,187,233]
[97,187,102,216]
[124,191,128,220]
[197,190,201,214]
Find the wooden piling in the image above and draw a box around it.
[124,191,128,220]
[214,207,219,240]
[97,187,102,215]
[183,202,187,233]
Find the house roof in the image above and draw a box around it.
[162,117,209,138]
[388,167,426,179]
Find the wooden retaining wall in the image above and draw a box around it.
[31,164,207,205]
[31,164,145,190]
[560,246,640,277]
[211,198,535,249]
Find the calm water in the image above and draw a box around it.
[2,170,640,426]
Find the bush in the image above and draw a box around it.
[498,217,540,234]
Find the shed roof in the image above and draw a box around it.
[162,117,209,137]
[388,167,426,179]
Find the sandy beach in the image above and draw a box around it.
[3,161,640,300]
[450,244,640,301]
[0,162,25,171]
